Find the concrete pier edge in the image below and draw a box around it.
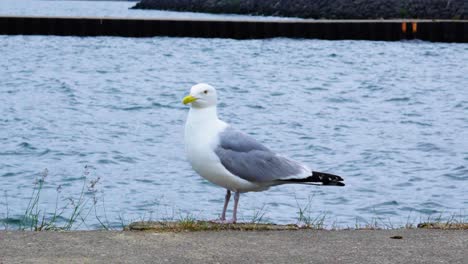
[1,229,467,263]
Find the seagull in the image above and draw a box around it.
[183,83,344,223]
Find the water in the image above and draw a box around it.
[0,0,299,20]
[1,1,468,229]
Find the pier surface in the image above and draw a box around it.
[1,16,467,42]
[1,229,467,263]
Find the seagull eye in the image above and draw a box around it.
[204,90,208,94]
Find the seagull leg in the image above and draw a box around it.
[232,192,240,223]
[220,189,231,221]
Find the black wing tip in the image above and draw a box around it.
[279,171,345,186]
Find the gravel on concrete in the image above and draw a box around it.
[0,229,467,263]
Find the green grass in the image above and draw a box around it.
[126,220,304,232]
[1,167,109,231]
[416,213,468,230]
[1,169,466,231]
[249,204,269,224]
[295,194,327,229]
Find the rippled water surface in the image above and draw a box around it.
[0,0,298,20]
[1,35,467,228]
[1,0,468,227]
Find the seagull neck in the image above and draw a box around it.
[189,106,220,125]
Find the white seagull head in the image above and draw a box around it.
[182,83,218,108]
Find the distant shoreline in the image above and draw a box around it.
[132,0,466,19]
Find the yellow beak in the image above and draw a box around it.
[182,95,197,105]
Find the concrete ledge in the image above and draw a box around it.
[1,229,467,263]
[1,16,467,42]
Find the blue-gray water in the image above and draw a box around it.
[0,0,298,20]
[1,1,468,229]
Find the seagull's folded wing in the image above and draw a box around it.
[214,127,310,183]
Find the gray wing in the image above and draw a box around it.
[214,126,309,183]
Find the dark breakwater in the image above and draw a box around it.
[132,0,467,20]
[1,16,467,43]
